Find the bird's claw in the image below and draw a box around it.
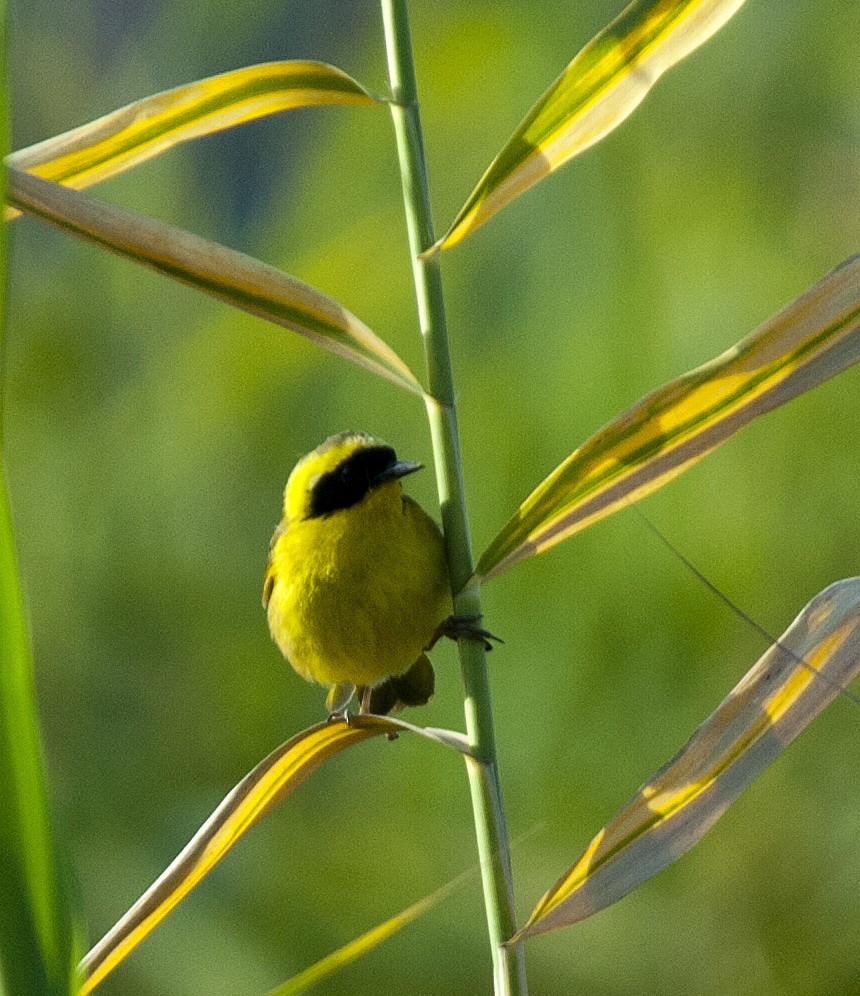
[428,613,503,652]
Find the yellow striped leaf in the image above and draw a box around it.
[475,255,860,582]
[515,577,860,939]
[7,61,378,208]
[435,0,746,252]
[79,716,470,993]
[7,168,423,394]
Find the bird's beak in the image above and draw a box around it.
[373,460,423,485]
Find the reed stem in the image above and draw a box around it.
[380,2,527,991]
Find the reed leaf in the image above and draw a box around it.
[0,480,78,996]
[7,169,423,394]
[475,255,860,582]
[435,0,745,252]
[514,577,860,939]
[0,16,77,991]
[79,716,470,993]
[6,61,378,220]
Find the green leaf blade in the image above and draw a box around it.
[7,61,379,198]
[0,8,77,989]
[476,255,860,582]
[437,0,746,251]
[0,473,77,996]
[79,716,469,993]
[7,169,424,395]
[515,578,860,939]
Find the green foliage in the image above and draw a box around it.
[0,3,77,989]
[5,1,859,994]
[0,474,77,996]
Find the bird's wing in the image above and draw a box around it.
[262,520,287,610]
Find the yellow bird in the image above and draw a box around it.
[264,432,492,715]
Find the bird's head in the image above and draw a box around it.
[284,431,423,520]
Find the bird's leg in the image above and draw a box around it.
[326,681,356,722]
[358,685,373,714]
[426,614,503,652]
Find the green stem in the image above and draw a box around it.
[0,6,75,989]
[380,2,526,992]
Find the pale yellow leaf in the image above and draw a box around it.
[436,0,745,251]
[516,578,860,939]
[7,168,423,394]
[79,716,470,992]
[476,256,860,583]
[6,61,378,220]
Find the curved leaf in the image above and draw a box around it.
[7,168,423,394]
[435,0,746,252]
[79,716,471,993]
[515,577,860,939]
[476,255,860,582]
[6,61,378,217]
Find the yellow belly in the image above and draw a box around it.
[266,485,451,689]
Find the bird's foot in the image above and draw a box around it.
[427,614,502,652]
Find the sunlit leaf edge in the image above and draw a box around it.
[513,577,860,939]
[79,715,470,993]
[7,168,424,395]
[434,0,746,253]
[270,865,477,996]
[474,254,860,583]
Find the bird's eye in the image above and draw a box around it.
[306,445,396,518]
[342,463,366,487]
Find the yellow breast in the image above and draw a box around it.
[265,481,451,689]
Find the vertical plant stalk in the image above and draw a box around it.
[380,2,526,992]
[0,4,76,993]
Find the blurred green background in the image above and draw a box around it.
[6,1,860,993]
